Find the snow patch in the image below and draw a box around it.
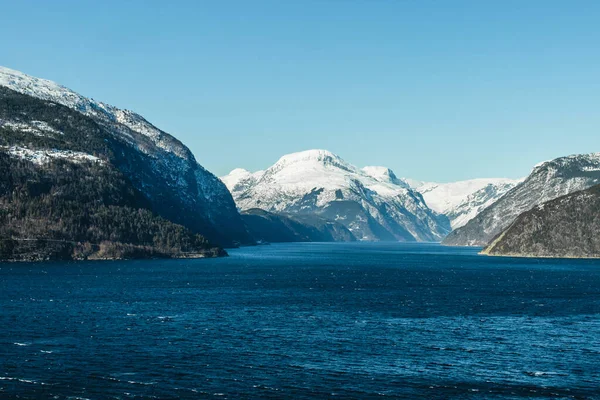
[2,146,105,165]
[0,119,63,137]
[0,65,187,158]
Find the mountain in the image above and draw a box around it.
[0,88,225,260]
[401,178,427,189]
[410,179,521,229]
[361,166,410,188]
[241,209,356,243]
[220,168,265,200]
[443,153,600,246]
[482,184,600,258]
[221,150,451,242]
[0,66,252,247]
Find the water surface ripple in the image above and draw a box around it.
[1,243,599,399]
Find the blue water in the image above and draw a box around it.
[1,242,599,399]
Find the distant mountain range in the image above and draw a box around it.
[221,150,521,242]
[443,153,600,247]
[2,65,599,260]
[225,150,600,258]
[223,150,600,258]
[222,150,450,242]
[406,178,521,229]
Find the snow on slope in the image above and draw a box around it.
[402,178,427,189]
[443,152,600,246]
[0,119,63,137]
[415,179,517,214]
[0,66,188,158]
[220,168,265,198]
[411,178,522,229]
[2,146,105,165]
[221,150,450,242]
[362,166,410,188]
[0,66,252,246]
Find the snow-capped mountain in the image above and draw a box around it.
[443,152,600,246]
[0,66,252,246]
[409,179,521,229]
[361,166,410,188]
[220,168,265,199]
[221,150,451,242]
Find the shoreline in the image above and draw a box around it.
[479,251,600,260]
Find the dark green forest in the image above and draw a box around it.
[0,153,224,260]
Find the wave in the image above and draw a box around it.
[0,376,50,385]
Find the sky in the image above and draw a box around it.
[1,0,599,182]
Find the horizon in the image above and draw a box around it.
[3,1,599,182]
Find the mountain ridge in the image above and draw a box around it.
[223,150,520,240]
[0,89,224,261]
[0,65,252,247]
[222,149,451,242]
[481,184,600,258]
[443,152,600,246]
[409,178,522,229]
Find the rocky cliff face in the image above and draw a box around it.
[482,184,600,258]
[443,153,600,246]
[0,66,252,247]
[222,150,450,242]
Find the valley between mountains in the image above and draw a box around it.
[1,65,599,260]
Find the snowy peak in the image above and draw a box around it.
[254,149,366,193]
[269,149,356,175]
[222,168,252,185]
[221,168,265,197]
[221,150,451,242]
[275,149,342,164]
[220,169,251,194]
[362,166,409,188]
[407,178,522,229]
[415,178,521,215]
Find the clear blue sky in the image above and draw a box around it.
[2,0,599,182]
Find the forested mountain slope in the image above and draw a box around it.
[482,184,600,258]
[0,86,225,260]
[0,66,252,247]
